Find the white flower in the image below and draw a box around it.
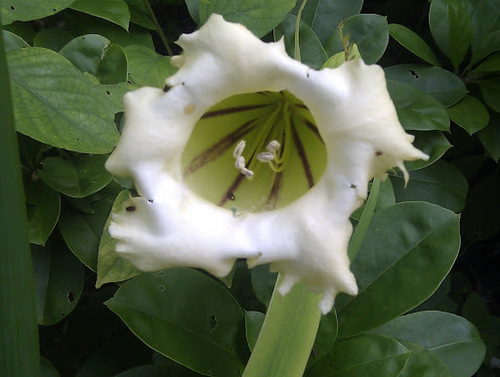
[105,14,428,314]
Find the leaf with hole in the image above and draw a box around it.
[0,0,74,25]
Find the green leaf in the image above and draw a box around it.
[0,0,74,25]
[447,94,490,134]
[470,0,500,64]
[370,311,486,377]
[245,310,265,351]
[198,0,297,38]
[463,292,491,330]
[394,341,452,377]
[41,357,60,377]
[429,0,472,69]
[33,28,73,51]
[25,180,61,246]
[106,268,246,377]
[390,159,469,213]
[37,155,112,198]
[32,240,84,326]
[113,365,163,377]
[385,64,467,107]
[275,14,327,69]
[479,78,500,113]
[478,112,500,161]
[306,334,409,377]
[70,0,131,30]
[251,264,278,308]
[2,29,28,52]
[298,0,363,44]
[96,190,140,288]
[405,131,452,171]
[307,308,338,369]
[124,0,156,29]
[472,51,500,73]
[336,202,460,338]
[8,47,120,153]
[387,80,450,132]
[59,184,120,271]
[388,23,441,66]
[325,14,389,64]
[95,43,128,84]
[125,45,177,88]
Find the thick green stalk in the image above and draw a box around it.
[0,20,40,377]
[294,0,308,61]
[242,275,322,377]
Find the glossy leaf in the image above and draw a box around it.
[59,184,120,271]
[370,311,486,377]
[32,240,84,326]
[479,78,500,113]
[447,95,490,134]
[25,180,61,246]
[298,0,363,43]
[336,202,460,338]
[96,190,140,288]
[275,14,327,69]
[8,47,120,153]
[2,29,28,52]
[125,45,177,88]
[470,0,500,64]
[37,155,112,198]
[472,51,500,73]
[478,112,500,161]
[106,268,246,377]
[384,64,467,107]
[307,308,338,369]
[429,0,472,69]
[325,14,389,64]
[198,0,297,37]
[245,310,265,351]
[396,341,452,377]
[390,159,469,213]
[251,264,278,308]
[70,0,131,30]
[60,34,111,73]
[405,131,452,171]
[388,23,441,66]
[33,28,73,51]
[306,334,409,377]
[0,0,74,25]
[124,0,155,29]
[387,80,449,132]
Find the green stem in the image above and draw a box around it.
[294,0,308,61]
[242,275,321,377]
[0,19,40,377]
[142,0,174,56]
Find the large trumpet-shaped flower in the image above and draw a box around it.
[105,14,428,314]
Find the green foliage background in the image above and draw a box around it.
[1,0,499,376]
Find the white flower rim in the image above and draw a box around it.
[105,14,428,314]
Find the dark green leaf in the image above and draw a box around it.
[389,23,441,66]
[390,159,469,212]
[38,155,112,198]
[370,311,486,377]
[106,268,246,377]
[95,43,128,84]
[60,34,111,74]
[8,47,120,153]
[113,365,164,377]
[463,292,491,330]
[32,240,84,326]
[479,78,500,113]
[25,180,61,246]
[447,95,490,134]
[396,342,452,377]
[275,14,327,69]
[251,264,278,308]
[96,190,140,288]
[124,0,155,29]
[198,0,297,37]
[478,112,500,161]
[384,64,467,107]
[245,310,265,351]
[387,80,449,132]
[298,0,363,44]
[429,0,472,69]
[325,14,389,64]
[307,308,338,369]
[184,0,200,24]
[33,28,73,51]
[470,0,500,64]
[336,202,460,338]
[472,51,500,73]
[0,0,74,25]
[306,334,409,377]
[405,131,452,171]
[125,45,177,87]
[41,357,60,377]
[70,0,131,30]
[2,30,28,52]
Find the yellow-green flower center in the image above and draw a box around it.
[181,91,327,213]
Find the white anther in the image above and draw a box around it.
[235,155,246,170]
[257,152,275,162]
[241,167,254,179]
[233,140,246,158]
[267,140,281,152]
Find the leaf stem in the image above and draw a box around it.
[294,0,308,61]
[142,0,174,56]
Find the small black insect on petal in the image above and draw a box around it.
[126,206,136,212]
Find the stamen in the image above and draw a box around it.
[267,140,281,152]
[257,152,275,162]
[241,167,254,179]
[233,140,246,158]
[235,156,246,169]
